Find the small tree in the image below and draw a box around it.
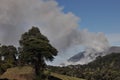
[19,27,58,76]
[0,45,17,74]
[0,45,17,66]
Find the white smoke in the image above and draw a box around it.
[0,0,79,49]
[0,0,110,64]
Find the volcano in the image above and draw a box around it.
[67,46,120,65]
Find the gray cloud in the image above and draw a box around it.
[0,0,109,61]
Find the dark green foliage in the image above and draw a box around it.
[0,45,17,74]
[49,53,120,80]
[19,27,58,76]
[48,76,62,80]
[2,45,17,65]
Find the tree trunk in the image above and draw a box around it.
[34,56,45,77]
[34,60,44,76]
[34,62,40,76]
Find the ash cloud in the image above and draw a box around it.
[0,0,109,62]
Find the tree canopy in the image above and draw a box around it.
[19,26,58,76]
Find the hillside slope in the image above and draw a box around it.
[51,73,85,80]
[50,53,120,80]
[0,66,84,80]
[0,66,35,80]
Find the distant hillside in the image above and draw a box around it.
[49,53,120,80]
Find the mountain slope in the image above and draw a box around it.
[67,46,120,64]
[68,51,85,62]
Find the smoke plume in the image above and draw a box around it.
[0,0,110,64]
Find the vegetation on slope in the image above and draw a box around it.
[51,73,85,80]
[0,66,84,80]
[49,53,120,80]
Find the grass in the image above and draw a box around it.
[4,66,33,74]
[51,73,85,80]
[0,66,35,80]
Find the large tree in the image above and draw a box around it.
[19,27,58,76]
